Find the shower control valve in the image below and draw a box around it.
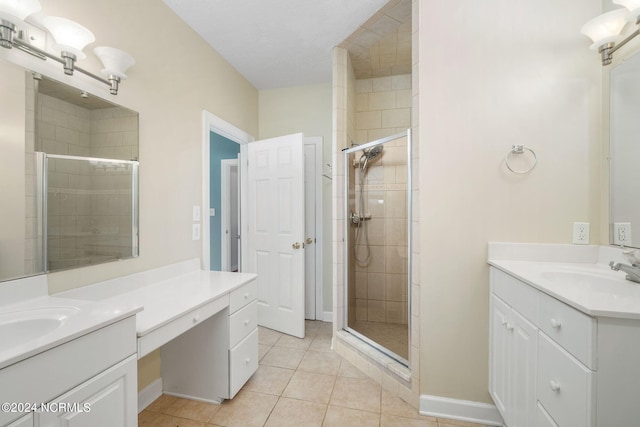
[349,211,372,225]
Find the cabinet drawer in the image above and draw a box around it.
[229,328,258,398]
[491,268,538,324]
[537,333,595,427]
[137,295,228,358]
[229,280,257,313]
[536,402,558,427]
[229,300,257,348]
[538,292,596,369]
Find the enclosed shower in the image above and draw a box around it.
[343,130,411,364]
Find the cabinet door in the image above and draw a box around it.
[38,356,136,427]
[509,309,537,427]
[7,413,33,427]
[490,294,511,421]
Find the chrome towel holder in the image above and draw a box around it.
[505,145,537,174]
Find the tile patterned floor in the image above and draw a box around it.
[139,321,489,427]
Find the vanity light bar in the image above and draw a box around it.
[582,2,640,66]
[0,2,133,95]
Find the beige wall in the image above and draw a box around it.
[417,0,602,402]
[23,0,259,391]
[0,62,27,279]
[258,83,333,312]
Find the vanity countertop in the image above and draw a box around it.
[0,295,141,370]
[59,268,258,337]
[489,259,640,320]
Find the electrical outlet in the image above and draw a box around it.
[192,224,201,240]
[192,206,201,221]
[613,222,632,246]
[572,222,590,245]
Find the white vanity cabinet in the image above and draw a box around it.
[0,316,137,427]
[489,273,537,427]
[6,415,32,427]
[161,278,258,402]
[490,266,640,427]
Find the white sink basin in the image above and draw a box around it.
[0,307,80,349]
[540,270,624,290]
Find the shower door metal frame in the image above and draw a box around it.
[342,129,412,367]
[40,153,140,271]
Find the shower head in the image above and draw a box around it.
[359,145,383,173]
[364,145,383,160]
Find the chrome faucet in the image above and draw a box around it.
[609,261,640,284]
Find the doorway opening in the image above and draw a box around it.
[221,159,239,272]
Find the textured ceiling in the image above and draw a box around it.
[162,0,389,90]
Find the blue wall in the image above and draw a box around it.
[210,132,241,270]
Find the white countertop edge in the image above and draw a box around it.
[0,297,141,370]
[133,271,258,337]
[489,259,640,320]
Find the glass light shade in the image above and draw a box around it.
[0,0,41,22]
[42,16,94,59]
[94,46,135,79]
[581,8,629,50]
[614,0,640,21]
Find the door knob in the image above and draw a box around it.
[305,237,313,245]
[292,242,301,249]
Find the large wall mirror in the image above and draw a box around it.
[610,50,640,249]
[0,59,139,283]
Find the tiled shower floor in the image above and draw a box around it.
[349,320,408,360]
[139,320,489,427]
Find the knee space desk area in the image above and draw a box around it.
[59,259,259,405]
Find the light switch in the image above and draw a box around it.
[192,206,201,221]
[210,208,216,217]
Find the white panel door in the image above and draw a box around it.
[247,133,305,338]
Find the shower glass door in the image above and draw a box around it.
[343,130,411,365]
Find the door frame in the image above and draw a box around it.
[201,110,254,271]
[220,158,239,272]
[304,137,324,320]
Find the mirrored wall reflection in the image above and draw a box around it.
[0,58,141,283]
[42,154,138,271]
[344,131,410,364]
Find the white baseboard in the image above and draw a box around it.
[323,311,333,322]
[419,394,504,426]
[138,378,163,413]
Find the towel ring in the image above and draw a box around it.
[505,145,537,174]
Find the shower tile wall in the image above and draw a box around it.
[35,94,137,270]
[351,74,411,326]
[35,94,138,160]
[24,74,39,274]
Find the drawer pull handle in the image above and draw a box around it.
[244,320,249,326]
[550,318,562,329]
[244,293,249,299]
[549,380,561,392]
[505,323,514,331]
[245,357,251,365]
[193,315,200,324]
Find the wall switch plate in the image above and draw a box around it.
[192,224,200,240]
[572,222,590,245]
[209,208,216,217]
[613,222,632,246]
[192,206,201,221]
